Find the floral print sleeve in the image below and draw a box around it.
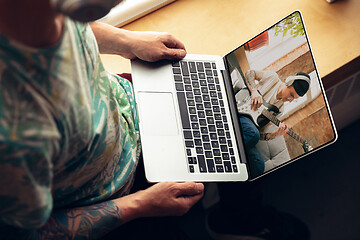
[0,18,141,234]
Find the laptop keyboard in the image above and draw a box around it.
[172,60,238,174]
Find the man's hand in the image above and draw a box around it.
[90,22,186,62]
[135,182,204,217]
[123,31,187,62]
[250,90,263,111]
[271,122,289,138]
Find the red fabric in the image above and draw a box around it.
[117,73,132,83]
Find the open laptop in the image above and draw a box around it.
[130,11,337,182]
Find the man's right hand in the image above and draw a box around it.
[136,182,204,217]
[250,90,263,111]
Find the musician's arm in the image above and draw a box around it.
[245,70,265,110]
[260,122,288,141]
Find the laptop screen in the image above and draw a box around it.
[224,11,337,180]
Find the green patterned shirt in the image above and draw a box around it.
[0,18,141,230]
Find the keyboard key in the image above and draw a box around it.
[207,117,215,124]
[204,62,211,69]
[217,129,225,136]
[211,141,220,148]
[189,62,197,73]
[212,62,217,69]
[216,165,224,173]
[175,83,184,91]
[200,80,207,86]
[172,61,180,67]
[189,165,195,173]
[205,151,213,158]
[213,149,221,156]
[198,111,205,118]
[224,161,232,172]
[193,131,201,138]
[196,62,204,72]
[191,123,199,129]
[232,165,238,172]
[229,148,234,155]
[219,137,226,144]
[204,143,211,150]
[177,92,190,129]
[202,135,210,142]
[204,102,212,109]
[197,155,207,172]
[186,149,191,156]
[221,145,228,152]
[185,85,192,91]
[231,156,236,164]
[184,77,191,84]
[196,147,203,154]
[195,96,202,103]
[203,94,210,101]
[199,119,207,126]
[205,110,213,116]
[186,92,194,98]
[183,130,192,139]
[196,104,204,110]
[210,133,217,140]
[180,61,189,76]
[174,75,182,82]
[191,74,199,81]
[206,158,216,173]
[173,67,181,74]
[214,157,222,164]
[195,139,202,146]
[185,141,194,148]
[206,69,213,76]
[199,72,206,79]
[190,115,198,122]
[200,127,208,134]
[208,125,216,132]
[222,153,230,160]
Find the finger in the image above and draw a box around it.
[175,182,204,197]
[162,33,186,51]
[162,48,187,60]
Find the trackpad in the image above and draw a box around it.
[138,92,179,136]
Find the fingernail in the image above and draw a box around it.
[195,183,204,193]
[179,49,186,58]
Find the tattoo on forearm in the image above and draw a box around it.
[38,201,123,240]
[245,70,257,90]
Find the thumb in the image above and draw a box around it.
[175,182,204,197]
[163,48,187,60]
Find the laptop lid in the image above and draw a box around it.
[223,11,338,181]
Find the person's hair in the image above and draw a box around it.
[292,72,310,97]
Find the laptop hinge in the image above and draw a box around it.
[221,69,247,165]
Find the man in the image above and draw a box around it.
[237,69,311,177]
[0,0,204,239]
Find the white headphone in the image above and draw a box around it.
[51,0,122,22]
[285,74,311,86]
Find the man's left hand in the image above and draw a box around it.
[124,31,187,62]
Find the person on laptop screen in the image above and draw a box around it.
[234,70,310,177]
[0,0,204,239]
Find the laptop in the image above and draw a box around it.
[130,11,337,182]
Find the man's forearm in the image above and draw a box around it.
[37,194,143,240]
[245,70,257,92]
[90,22,131,56]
